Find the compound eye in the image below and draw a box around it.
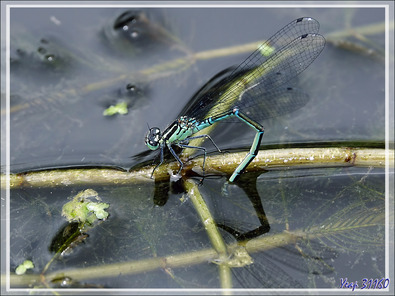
[145,127,161,150]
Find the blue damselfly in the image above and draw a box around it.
[145,17,325,182]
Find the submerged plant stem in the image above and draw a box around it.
[326,20,393,40]
[4,21,389,115]
[6,230,304,288]
[184,179,232,289]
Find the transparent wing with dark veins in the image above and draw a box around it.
[184,17,325,122]
[241,87,310,121]
[224,33,325,122]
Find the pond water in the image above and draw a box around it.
[7,6,385,172]
[2,4,389,292]
[9,166,386,289]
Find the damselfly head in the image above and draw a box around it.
[145,127,161,150]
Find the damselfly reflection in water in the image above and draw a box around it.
[145,17,325,182]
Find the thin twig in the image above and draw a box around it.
[2,148,391,189]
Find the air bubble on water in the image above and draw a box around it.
[130,30,139,39]
[45,54,55,62]
[126,83,136,92]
